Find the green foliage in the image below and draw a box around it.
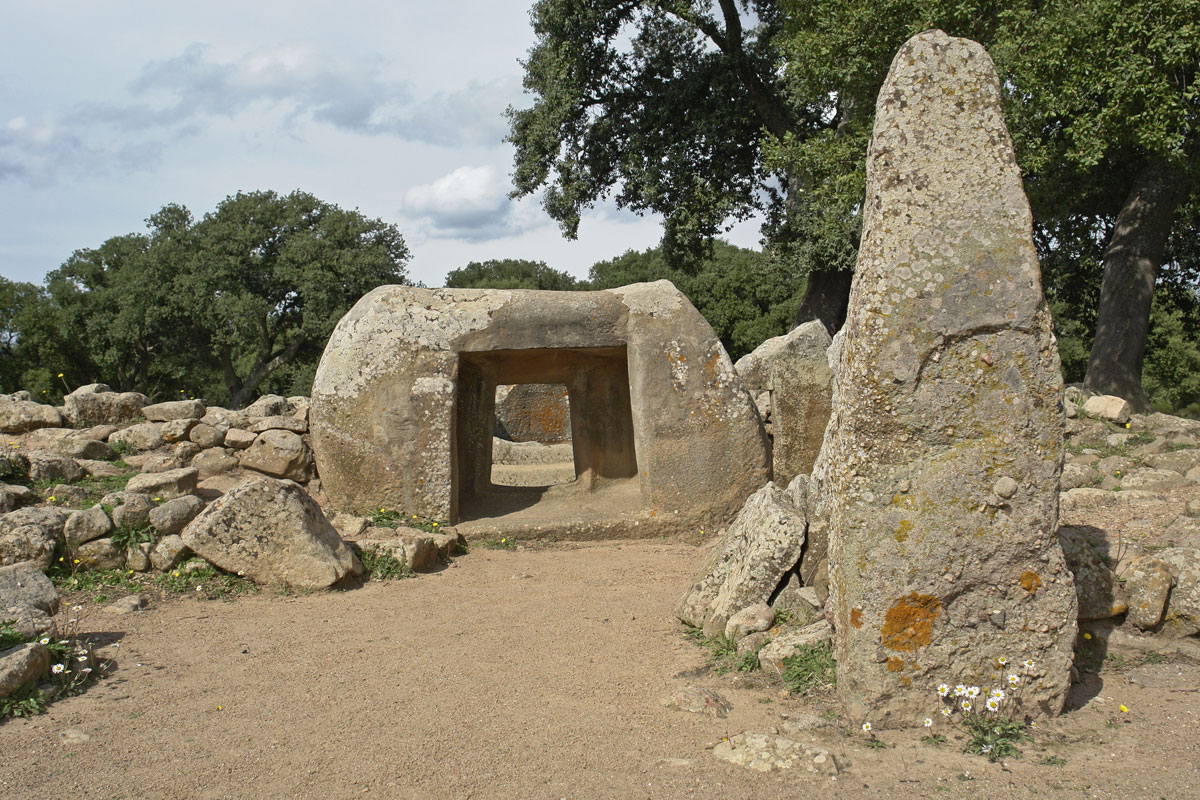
[109,525,153,553]
[0,616,105,721]
[153,562,256,600]
[49,566,142,600]
[0,683,49,719]
[780,640,836,694]
[0,449,29,484]
[1,191,409,407]
[960,713,1030,762]
[476,536,516,551]
[446,259,580,290]
[1039,755,1067,767]
[368,507,446,534]
[588,240,804,360]
[683,624,762,675]
[356,544,415,581]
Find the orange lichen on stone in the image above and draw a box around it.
[886,656,905,672]
[1019,570,1042,593]
[850,608,864,628]
[881,592,942,652]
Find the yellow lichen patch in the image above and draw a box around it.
[1019,570,1041,593]
[881,592,942,652]
[850,608,864,629]
[896,519,913,542]
[886,656,905,672]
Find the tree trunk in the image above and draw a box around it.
[792,267,853,335]
[1083,159,1189,411]
[229,337,304,409]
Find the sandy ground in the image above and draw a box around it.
[2,541,1199,800]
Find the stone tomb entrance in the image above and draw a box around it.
[490,382,575,487]
[309,282,769,540]
[457,346,638,519]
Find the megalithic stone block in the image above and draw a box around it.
[812,30,1077,727]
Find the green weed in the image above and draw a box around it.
[780,640,836,694]
[356,544,415,581]
[153,562,256,600]
[1038,755,1067,767]
[109,524,153,552]
[477,536,516,550]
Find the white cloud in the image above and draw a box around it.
[402,165,549,242]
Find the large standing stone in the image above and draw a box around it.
[734,321,834,485]
[811,31,1076,726]
[181,476,362,589]
[675,483,806,636]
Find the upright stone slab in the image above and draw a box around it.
[813,31,1076,726]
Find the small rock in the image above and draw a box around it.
[396,528,439,572]
[1083,395,1132,424]
[0,560,59,637]
[25,451,84,484]
[191,448,240,479]
[125,467,199,499]
[1122,557,1174,630]
[150,535,191,571]
[248,415,308,434]
[109,422,165,452]
[126,543,151,572]
[239,430,312,482]
[661,686,732,718]
[0,642,50,699]
[1121,468,1186,492]
[160,418,196,443]
[223,429,257,450]
[758,620,832,675]
[711,732,837,775]
[149,495,206,536]
[59,728,91,745]
[993,476,1019,498]
[0,506,68,569]
[725,602,775,640]
[76,537,124,570]
[141,399,205,422]
[104,594,148,614]
[64,505,114,547]
[737,630,772,657]
[188,423,225,449]
[244,395,291,418]
[112,495,154,530]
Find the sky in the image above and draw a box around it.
[0,0,761,289]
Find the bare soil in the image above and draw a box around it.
[2,540,1198,800]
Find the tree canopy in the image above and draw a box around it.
[445,258,580,290]
[510,0,1200,409]
[2,191,410,406]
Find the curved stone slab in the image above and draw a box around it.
[310,281,769,538]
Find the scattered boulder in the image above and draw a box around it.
[711,733,838,775]
[149,495,206,536]
[248,415,308,434]
[1121,468,1186,492]
[1060,463,1097,491]
[0,561,59,637]
[240,430,312,482]
[191,448,240,479]
[734,321,834,484]
[1083,395,1132,424]
[103,594,148,615]
[0,642,50,699]
[660,686,732,718]
[180,476,362,589]
[0,483,32,514]
[810,31,1077,724]
[1155,547,1200,636]
[109,422,165,452]
[142,399,205,422]
[725,602,775,640]
[25,451,84,484]
[0,395,63,434]
[244,395,291,418]
[64,505,114,547]
[675,483,806,637]
[124,467,199,500]
[62,384,146,426]
[112,494,154,530]
[1122,556,1174,630]
[223,429,257,450]
[75,537,124,570]
[0,507,68,568]
[199,407,247,433]
[188,423,225,449]
[150,535,191,571]
[160,418,196,443]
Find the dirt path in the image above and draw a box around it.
[2,542,1198,799]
